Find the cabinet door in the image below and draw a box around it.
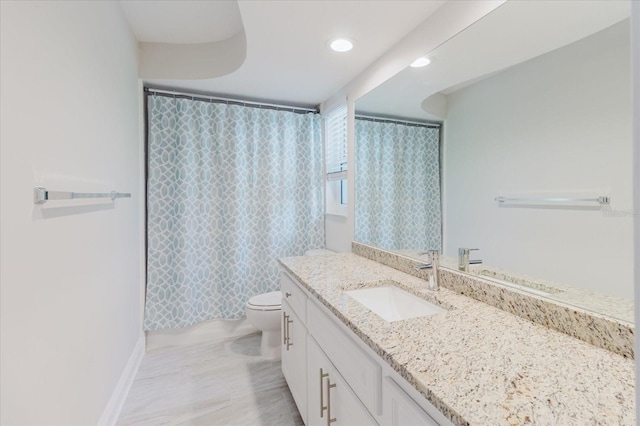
[282,300,308,424]
[307,299,381,416]
[383,377,438,426]
[307,337,330,426]
[307,337,377,426]
[329,370,377,426]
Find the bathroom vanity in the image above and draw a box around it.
[280,258,447,426]
[278,251,634,426]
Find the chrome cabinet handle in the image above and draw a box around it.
[282,312,288,345]
[286,316,293,350]
[320,368,329,417]
[285,292,292,298]
[326,377,336,425]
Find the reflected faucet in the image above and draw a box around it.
[458,248,482,272]
[414,250,439,291]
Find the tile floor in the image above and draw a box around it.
[118,333,304,426]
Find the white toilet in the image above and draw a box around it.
[245,248,335,359]
[245,290,283,359]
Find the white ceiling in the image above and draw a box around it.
[120,1,243,44]
[355,0,631,121]
[120,0,446,108]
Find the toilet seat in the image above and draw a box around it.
[246,291,282,311]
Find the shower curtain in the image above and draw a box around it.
[145,95,324,330]
[355,119,441,251]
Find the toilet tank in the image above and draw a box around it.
[304,249,335,256]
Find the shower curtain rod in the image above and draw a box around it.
[355,114,441,129]
[144,87,319,114]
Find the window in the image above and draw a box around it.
[325,105,348,210]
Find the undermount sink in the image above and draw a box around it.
[345,286,445,322]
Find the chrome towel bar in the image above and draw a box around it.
[33,187,131,205]
[495,196,610,205]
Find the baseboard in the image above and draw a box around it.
[146,318,257,351]
[97,334,145,426]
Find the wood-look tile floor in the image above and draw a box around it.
[118,333,304,426]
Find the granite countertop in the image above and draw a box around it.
[395,249,635,324]
[278,253,635,426]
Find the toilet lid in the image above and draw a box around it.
[247,291,282,310]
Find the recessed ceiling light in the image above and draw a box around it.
[410,57,431,68]
[329,38,354,53]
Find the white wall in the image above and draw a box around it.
[631,0,640,417]
[443,21,633,299]
[322,0,505,252]
[0,2,143,425]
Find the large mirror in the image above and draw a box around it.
[354,1,633,323]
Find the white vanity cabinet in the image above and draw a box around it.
[282,300,308,421]
[281,296,308,422]
[281,270,450,426]
[383,377,439,426]
[307,337,377,426]
[306,298,381,417]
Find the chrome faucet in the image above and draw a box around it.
[458,248,482,272]
[414,250,440,291]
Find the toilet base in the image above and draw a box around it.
[260,329,281,359]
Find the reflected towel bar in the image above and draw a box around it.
[33,187,131,205]
[495,196,610,205]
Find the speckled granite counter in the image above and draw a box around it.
[394,248,635,324]
[354,242,634,359]
[278,253,635,426]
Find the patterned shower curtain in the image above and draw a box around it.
[145,95,324,330]
[355,119,441,251]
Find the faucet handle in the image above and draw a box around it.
[458,248,476,255]
[415,250,440,291]
[458,248,481,272]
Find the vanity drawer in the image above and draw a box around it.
[307,299,382,416]
[281,272,307,320]
[383,377,438,426]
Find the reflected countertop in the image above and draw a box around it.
[278,252,635,426]
[394,249,635,324]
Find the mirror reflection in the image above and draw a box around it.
[355,117,441,252]
[354,1,633,323]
